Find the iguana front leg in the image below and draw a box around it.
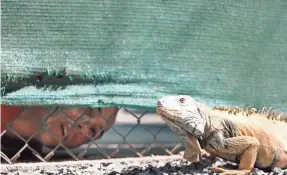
[184,135,202,162]
[206,135,260,175]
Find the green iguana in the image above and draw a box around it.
[156,95,287,175]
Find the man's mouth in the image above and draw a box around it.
[59,124,70,142]
[60,124,66,137]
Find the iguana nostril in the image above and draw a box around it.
[157,100,162,106]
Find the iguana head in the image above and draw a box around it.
[156,95,206,137]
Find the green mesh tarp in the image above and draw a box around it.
[1,0,287,110]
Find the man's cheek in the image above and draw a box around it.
[39,133,60,147]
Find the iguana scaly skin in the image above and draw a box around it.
[156,95,287,175]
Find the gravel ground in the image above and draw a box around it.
[1,153,287,175]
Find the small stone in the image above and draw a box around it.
[150,167,161,175]
[249,168,263,175]
[193,162,207,170]
[164,162,172,169]
[137,171,152,175]
[272,167,282,175]
[120,165,142,175]
[107,171,120,175]
[160,165,169,173]
[45,170,58,175]
[101,162,112,167]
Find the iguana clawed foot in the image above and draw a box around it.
[211,167,251,175]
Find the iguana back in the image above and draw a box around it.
[210,106,287,148]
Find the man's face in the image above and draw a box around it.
[6,106,118,149]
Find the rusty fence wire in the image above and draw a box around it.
[1,106,186,164]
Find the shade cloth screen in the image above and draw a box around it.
[1,0,287,110]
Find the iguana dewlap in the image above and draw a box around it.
[156,95,287,175]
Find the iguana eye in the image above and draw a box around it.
[179,97,185,103]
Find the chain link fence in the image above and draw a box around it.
[1,106,186,164]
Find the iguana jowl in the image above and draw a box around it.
[156,95,287,175]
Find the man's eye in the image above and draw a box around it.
[90,127,97,137]
[179,98,185,103]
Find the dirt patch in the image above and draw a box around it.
[1,153,286,175]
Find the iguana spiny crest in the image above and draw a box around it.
[212,105,287,123]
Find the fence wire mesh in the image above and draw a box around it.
[1,106,186,164]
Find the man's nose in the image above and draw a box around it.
[78,121,105,138]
